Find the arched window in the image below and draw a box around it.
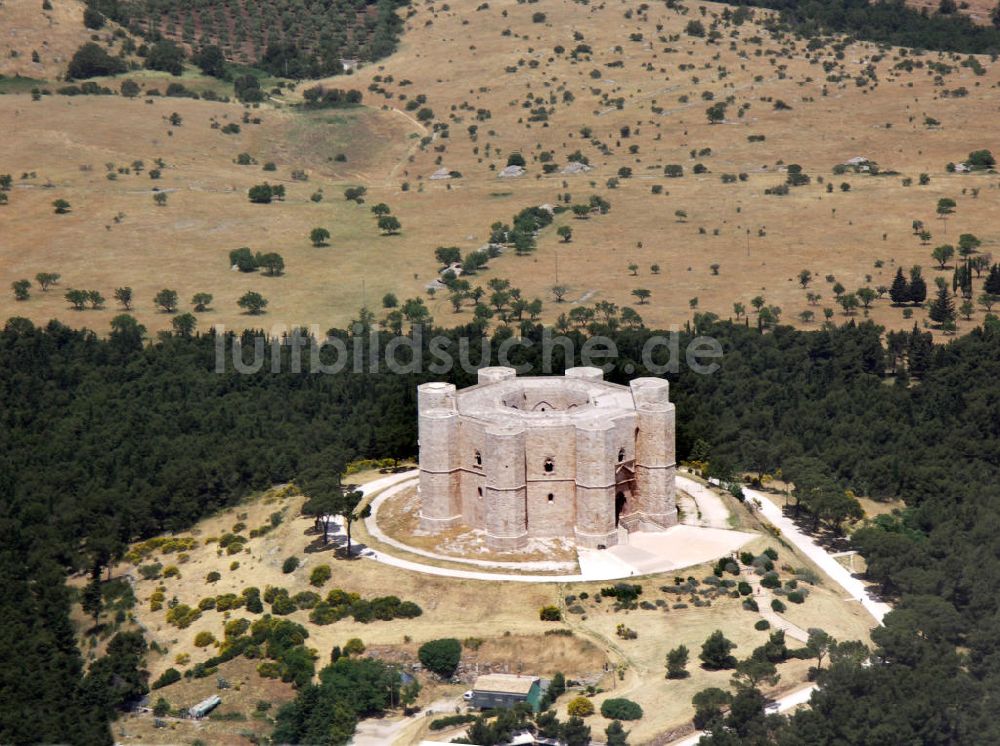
[547,493,555,503]
[544,457,554,473]
[477,486,483,497]
[618,447,626,463]
[474,450,482,466]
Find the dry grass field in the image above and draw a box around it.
[105,477,875,743]
[2,0,1000,340]
[0,0,130,80]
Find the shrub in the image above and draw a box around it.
[771,599,787,613]
[343,637,366,656]
[271,594,297,616]
[567,696,595,717]
[430,714,477,730]
[194,631,216,648]
[151,668,181,689]
[139,563,162,580]
[539,605,562,621]
[755,619,771,631]
[309,565,331,587]
[282,557,299,574]
[206,571,221,583]
[787,591,805,604]
[601,698,643,720]
[418,638,461,678]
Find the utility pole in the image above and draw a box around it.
[746,228,751,257]
[554,250,559,284]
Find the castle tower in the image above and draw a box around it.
[417,382,462,532]
[629,377,678,530]
[574,420,619,548]
[483,422,528,550]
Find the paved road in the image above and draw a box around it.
[741,484,891,625]
[668,476,891,745]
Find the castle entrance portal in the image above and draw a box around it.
[615,491,627,526]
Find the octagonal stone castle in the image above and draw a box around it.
[417,366,677,551]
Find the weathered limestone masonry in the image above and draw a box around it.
[417,367,677,550]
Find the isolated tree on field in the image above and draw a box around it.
[113,287,133,310]
[571,203,591,218]
[960,300,974,321]
[36,272,61,291]
[979,293,998,312]
[248,184,273,204]
[168,112,182,127]
[65,289,89,310]
[632,288,651,305]
[733,302,746,320]
[856,287,876,309]
[370,203,391,217]
[651,264,660,274]
[798,269,812,288]
[310,228,330,247]
[12,280,31,301]
[192,293,213,312]
[552,285,569,302]
[153,288,179,313]
[171,313,197,337]
[0,174,12,191]
[378,216,402,235]
[557,225,572,243]
[666,645,690,679]
[258,253,285,276]
[87,290,105,309]
[435,246,462,266]
[700,630,737,670]
[806,629,834,672]
[932,244,954,269]
[675,209,688,222]
[52,199,71,214]
[153,192,168,207]
[238,291,268,315]
[838,293,859,316]
[628,263,639,276]
[918,229,932,245]
[936,198,956,233]
[706,102,728,124]
[958,233,981,257]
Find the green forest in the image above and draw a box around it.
[3,313,1000,742]
[85,0,408,77]
[721,0,1000,54]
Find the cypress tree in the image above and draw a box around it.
[889,267,909,305]
[984,263,1000,296]
[929,284,956,326]
[908,267,928,305]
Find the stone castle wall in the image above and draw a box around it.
[417,367,677,550]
